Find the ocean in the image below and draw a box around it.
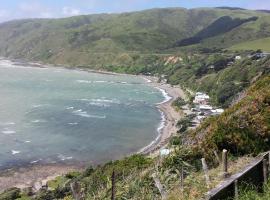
[0,60,165,169]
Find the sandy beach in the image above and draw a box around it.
[0,163,83,192]
[138,76,186,155]
[0,59,186,192]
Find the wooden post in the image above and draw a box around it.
[71,181,83,200]
[152,173,167,200]
[268,152,270,174]
[214,150,221,165]
[201,158,210,188]
[222,149,229,178]
[111,170,116,200]
[180,165,184,192]
[263,159,268,185]
[234,179,239,200]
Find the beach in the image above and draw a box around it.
[138,76,186,154]
[0,163,83,192]
[0,59,186,192]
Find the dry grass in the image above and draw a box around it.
[167,155,255,200]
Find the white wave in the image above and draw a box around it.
[57,154,73,161]
[66,106,74,110]
[77,98,120,106]
[157,110,166,133]
[30,159,42,164]
[72,109,106,119]
[25,140,31,143]
[91,98,120,104]
[155,87,172,104]
[31,120,46,123]
[143,77,152,83]
[1,122,15,125]
[94,80,107,83]
[77,80,92,84]
[2,130,16,135]
[11,150,20,155]
[32,105,42,108]
[32,104,49,108]
[87,102,110,107]
[137,110,166,154]
[77,98,90,101]
[68,122,78,125]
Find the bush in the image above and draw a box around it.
[0,188,21,200]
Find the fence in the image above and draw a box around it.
[206,151,270,200]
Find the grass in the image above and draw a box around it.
[239,179,270,200]
[229,37,270,52]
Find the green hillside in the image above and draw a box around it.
[229,37,270,52]
[0,7,269,67]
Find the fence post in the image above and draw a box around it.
[111,170,116,200]
[268,152,270,175]
[263,159,268,185]
[70,181,84,200]
[214,150,221,165]
[234,179,239,200]
[222,149,229,178]
[201,158,210,188]
[152,173,167,200]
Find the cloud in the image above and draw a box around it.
[62,7,81,16]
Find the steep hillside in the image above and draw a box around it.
[0,8,269,67]
[185,75,270,159]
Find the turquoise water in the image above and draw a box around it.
[0,60,164,169]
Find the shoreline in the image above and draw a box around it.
[138,76,186,155]
[0,58,186,191]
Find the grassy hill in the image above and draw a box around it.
[229,37,270,52]
[0,7,270,67]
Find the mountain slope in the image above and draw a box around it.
[185,75,270,159]
[0,8,269,67]
[229,36,270,51]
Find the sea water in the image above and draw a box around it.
[0,60,165,169]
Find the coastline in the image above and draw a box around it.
[0,58,186,191]
[138,76,186,155]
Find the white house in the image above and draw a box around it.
[235,55,242,60]
[193,93,210,104]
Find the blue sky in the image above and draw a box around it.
[0,0,269,22]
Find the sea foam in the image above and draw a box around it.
[156,87,172,104]
[11,150,20,155]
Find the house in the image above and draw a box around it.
[235,55,242,60]
[160,149,171,156]
[211,109,225,116]
[193,92,210,104]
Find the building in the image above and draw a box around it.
[193,92,210,104]
[235,55,242,60]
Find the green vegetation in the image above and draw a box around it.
[0,188,20,200]
[230,37,270,52]
[0,7,269,67]
[177,114,196,133]
[186,75,270,160]
[239,179,270,200]
[172,97,186,110]
[0,7,270,200]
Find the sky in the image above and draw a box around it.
[0,0,269,23]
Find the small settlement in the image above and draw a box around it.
[190,92,224,128]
